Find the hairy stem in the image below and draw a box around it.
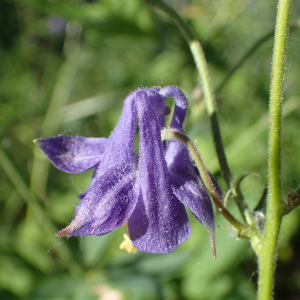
[145,0,232,187]
[257,0,291,299]
[161,129,247,231]
[145,0,251,222]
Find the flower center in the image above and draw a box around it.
[119,232,137,254]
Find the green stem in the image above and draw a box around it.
[161,129,247,232]
[145,0,232,188]
[146,0,250,222]
[257,0,291,299]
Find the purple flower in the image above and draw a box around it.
[35,87,215,254]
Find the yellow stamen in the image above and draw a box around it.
[119,232,137,254]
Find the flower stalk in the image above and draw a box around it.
[161,129,247,232]
[257,0,292,299]
[145,0,232,188]
[145,0,250,224]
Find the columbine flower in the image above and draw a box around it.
[35,86,216,254]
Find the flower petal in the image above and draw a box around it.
[76,91,139,202]
[56,163,137,237]
[159,86,188,131]
[98,92,138,172]
[86,88,168,184]
[173,168,214,227]
[128,91,191,254]
[146,88,170,128]
[165,139,216,256]
[165,141,214,224]
[34,136,107,173]
[161,86,216,253]
[77,88,170,202]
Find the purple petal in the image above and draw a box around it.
[76,89,154,201]
[56,163,137,237]
[159,86,199,183]
[170,163,215,233]
[78,88,170,201]
[77,90,139,204]
[98,92,138,172]
[128,91,191,254]
[34,136,107,173]
[161,86,216,253]
[92,88,168,177]
[165,141,215,256]
[165,142,213,224]
[146,88,170,128]
[159,86,188,131]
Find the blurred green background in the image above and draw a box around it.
[0,0,300,299]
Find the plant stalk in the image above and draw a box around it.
[161,129,247,231]
[145,0,232,188]
[257,0,291,299]
[145,0,251,222]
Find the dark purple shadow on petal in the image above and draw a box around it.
[165,143,215,230]
[92,88,168,179]
[128,91,191,254]
[170,164,215,234]
[56,163,137,237]
[160,86,216,254]
[146,88,169,128]
[34,136,107,173]
[57,90,146,237]
[78,88,169,205]
[159,86,188,131]
[98,92,138,173]
[169,162,216,257]
[160,86,200,184]
[80,89,161,198]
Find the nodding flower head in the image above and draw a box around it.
[35,86,216,255]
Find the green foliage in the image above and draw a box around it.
[0,0,300,299]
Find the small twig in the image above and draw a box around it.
[145,0,233,188]
[257,0,292,299]
[161,129,248,231]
